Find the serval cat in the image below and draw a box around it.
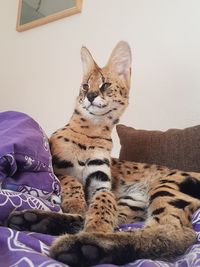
[7,41,200,267]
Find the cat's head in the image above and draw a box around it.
[76,41,132,123]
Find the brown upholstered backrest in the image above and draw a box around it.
[117,124,200,172]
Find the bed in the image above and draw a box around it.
[0,111,200,267]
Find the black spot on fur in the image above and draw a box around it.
[157,166,164,170]
[88,158,110,167]
[71,186,81,190]
[64,138,69,142]
[179,177,200,200]
[152,207,165,216]
[120,180,125,185]
[160,179,179,186]
[118,196,134,201]
[90,136,112,142]
[154,217,160,223]
[149,191,175,203]
[104,126,110,131]
[78,143,87,150]
[95,186,108,192]
[78,160,85,166]
[167,172,177,176]
[154,184,175,191]
[87,171,110,182]
[113,119,119,125]
[52,155,73,169]
[144,164,150,169]
[168,199,190,209]
[74,109,80,115]
[181,172,189,176]
[129,206,145,212]
[111,159,118,165]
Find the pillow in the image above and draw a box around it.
[0,111,61,203]
[116,124,200,172]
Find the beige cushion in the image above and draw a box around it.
[116,124,200,172]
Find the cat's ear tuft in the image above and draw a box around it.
[81,46,97,76]
[107,41,132,86]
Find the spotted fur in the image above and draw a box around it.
[7,41,200,267]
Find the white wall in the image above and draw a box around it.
[1,0,200,157]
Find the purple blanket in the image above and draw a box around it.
[0,111,200,267]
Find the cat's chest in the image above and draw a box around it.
[65,149,111,184]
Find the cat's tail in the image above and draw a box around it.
[93,224,196,264]
[121,224,195,261]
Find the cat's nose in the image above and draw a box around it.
[87,92,98,103]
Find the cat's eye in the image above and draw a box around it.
[100,82,111,93]
[82,83,89,91]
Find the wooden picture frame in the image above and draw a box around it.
[16,0,83,32]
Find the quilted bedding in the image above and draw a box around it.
[0,111,200,267]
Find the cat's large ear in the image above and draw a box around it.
[107,41,132,86]
[81,46,97,77]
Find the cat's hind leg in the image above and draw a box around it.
[50,180,199,266]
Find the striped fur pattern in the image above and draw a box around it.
[7,42,200,267]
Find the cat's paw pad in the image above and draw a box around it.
[6,210,51,233]
[50,232,114,267]
[7,210,84,235]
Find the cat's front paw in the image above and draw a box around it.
[6,210,84,235]
[50,232,130,267]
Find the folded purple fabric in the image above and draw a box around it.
[0,111,60,200]
[0,111,61,224]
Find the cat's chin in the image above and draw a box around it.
[80,105,112,117]
[87,106,111,116]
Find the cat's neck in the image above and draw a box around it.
[68,108,119,139]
